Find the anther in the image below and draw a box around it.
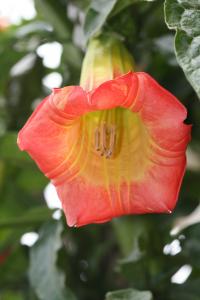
[106,126,116,159]
[94,123,116,159]
[94,128,100,151]
[100,123,107,156]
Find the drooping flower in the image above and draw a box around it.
[17,35,191,227]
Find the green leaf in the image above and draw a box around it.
[15,21,52,38]
[164,0,184,28]
[84,0,117,40]
[164,0,200,98]
[84,0,157,39]
[72,0,91,10]
[105,288,153,300]
[175,30,200,98]
[0,32,27,92]
[112,218,147,263]
[110,0,156,17]
[29,221,76,300]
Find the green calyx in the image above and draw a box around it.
[80,35,135,91]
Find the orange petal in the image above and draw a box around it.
[17,73,191,226]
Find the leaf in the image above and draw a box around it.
[84,0,157,39]
[0,33,27,92]
[29,221,76,300]
[15,21,52,38]
[6,56,44,129]
[164,0,200,98]
[84,0,117,40]
[171,203,200,236]
[110,0,156,17]
[105,288,153,300]
[112,218,147,264]
[175,30,200,98]
[72,0,91,10]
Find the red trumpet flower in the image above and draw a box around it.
[18,36,191,227]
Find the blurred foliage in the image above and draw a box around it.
[0,0,200,300]
[29,221,76,300]
[105,288,153,300]
[84,0,117,40]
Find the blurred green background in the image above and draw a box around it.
[0,0,200,299]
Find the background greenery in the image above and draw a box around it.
[0,0,200,299]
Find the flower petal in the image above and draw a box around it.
[123,72,191,214]
[89,72,138,110]
[133,72,191,152]
[18,73,191,227]
[17,86,89,177]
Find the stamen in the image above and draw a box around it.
[100,123,107,156]
[94,123,116,159]
[106,126,116,159]
[94,128,100,151]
